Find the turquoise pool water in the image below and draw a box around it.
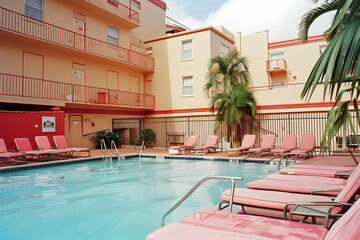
[0,158,269,240]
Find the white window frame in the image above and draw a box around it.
[24,0,43,21]
[182,76,193,96]
[107,26,119,46]
[269,52,284,69]
[182,40,193,60]
[220,44,230,57]
[131,0,141,10]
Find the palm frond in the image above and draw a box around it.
[299,1,339,42]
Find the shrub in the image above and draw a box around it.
[139,128,156,146]
[90,131,122,148]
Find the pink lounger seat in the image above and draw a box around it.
[53,135,90,156]
[280,168,351,178]
[270,134,297,155]
[14,138,55,161]
[265,174,347,185]
[227,134,256,156]
[289,164,356,171]
[35,136,71,157]
[181,209,328,239]
[247,179,344,196]
[248,134,276,155]
[290,134,316,157]
[221,163,360,213]
[194,135,218,154]
[148,199,360,240]
[170,136,199,153]
[0,138,25,163]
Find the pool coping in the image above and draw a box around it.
[0,154,281,174]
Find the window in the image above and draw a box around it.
[107,26,119,46]
[25,0,43,21]
[319,45,327,55]
[182,76,193,96]
[220,44,230,56]
[131,0,141,10]
[182,40,192,60]
[270,52,284,69]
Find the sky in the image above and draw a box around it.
[165,0,334,42]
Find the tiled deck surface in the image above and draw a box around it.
[1,147,357,168]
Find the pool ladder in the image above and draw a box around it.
[161,176,243,226]
[101,139,121,160]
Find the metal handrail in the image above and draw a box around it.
[110,140,120,158]
[101,139,107,159]
[161,176,243,226]
[262,153,291,170]
[83,129,111,137]
[139,140,145,159]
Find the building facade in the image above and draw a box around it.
[1,0,355,152]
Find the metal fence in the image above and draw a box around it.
[251,112,360,153]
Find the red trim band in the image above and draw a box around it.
[269,35,327,49]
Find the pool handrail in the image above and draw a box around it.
[161,176,243,226]
[110,140,120,159]
[139,140,145,159]
[101,139,107,160]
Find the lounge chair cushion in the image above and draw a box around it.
[221,188,332,210]
[0,152,24,158]
[270,148,294,154]
[181,209,328,240]
[247,179,344,196]
[290,165,356,171]
[280,168,344,178]
[265,174,347,185]
[146,223,273,240]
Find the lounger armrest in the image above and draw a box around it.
[311,188,343,195]
[283,202,352,220]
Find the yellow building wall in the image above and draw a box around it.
[146,28,234,114]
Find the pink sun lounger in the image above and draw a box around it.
[147,199,360,240]
[248,134,276,155]
[0,138,25,163]
[53,135,90,156]
[221,161,360,213]
[246,164,360,196]
[265,173,347,185]
[194,135,218,154]
[227,134,256,156]
[35,136,72,157]
[280,167,354,178]
[170,136,199,154]
[247,179,345,196]
[290,134,316,157]
[14,138,55,161]
[270,134,297,155]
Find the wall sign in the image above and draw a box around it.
[42,116,56,132]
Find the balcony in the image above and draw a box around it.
[266,59,287,73]
[0,73,155,109]
[84,0,140,28]
[0,7,153,71]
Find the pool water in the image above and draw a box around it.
[0,158,270,240]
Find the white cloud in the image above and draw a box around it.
[166,0,334,41]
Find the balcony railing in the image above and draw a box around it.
[0,73,155,109]
[85,0,139,25]
[0,7,153,71]
[266,59,287,73]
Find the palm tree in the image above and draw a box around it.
[204,50,250,96]
[210,84,256,129]
[299,0,360,150]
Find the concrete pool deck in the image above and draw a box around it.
[0,147,358,168]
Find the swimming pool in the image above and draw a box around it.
[0,157,270,240]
